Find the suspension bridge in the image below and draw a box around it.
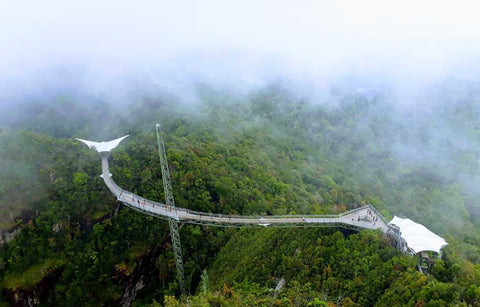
[102,151,389,231]
[77,126,446,295]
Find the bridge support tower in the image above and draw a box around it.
[156,124,187,297]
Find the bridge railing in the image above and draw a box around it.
[104,174,169,209]
[105,173,344,220]
[103,167,390,225]
[363,204,390,225]
[179,208,341,220]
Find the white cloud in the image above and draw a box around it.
[1,0,480,104]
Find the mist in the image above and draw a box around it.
[1,0,480,106]
[3,0,480,224]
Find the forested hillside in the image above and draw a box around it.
[1,84,480,306]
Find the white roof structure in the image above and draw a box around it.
[76,135,129,152]
[389,216,448,254]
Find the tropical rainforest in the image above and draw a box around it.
[1,83,480,306]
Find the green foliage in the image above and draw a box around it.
[0,131,56,228]
[207,228,412,305]
[2,258,66,290]
[1,84,480,305]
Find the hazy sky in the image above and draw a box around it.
[1,0,480,104]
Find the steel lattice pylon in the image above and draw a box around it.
[156,124,187,297]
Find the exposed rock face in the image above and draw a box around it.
[3,246,164,306]
[0,228,22,250]
[120,277,146,307]
[2,204,166,306]
[0,209,39,250]
[118,247,162,307]
[3,269,63,307]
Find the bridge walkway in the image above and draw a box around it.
[101,153,390,232]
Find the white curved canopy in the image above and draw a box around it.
[76,135,129,152]
[389,216,448,254]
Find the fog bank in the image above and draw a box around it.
[1,0,480,108]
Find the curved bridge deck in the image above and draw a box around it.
[101,153,391,232]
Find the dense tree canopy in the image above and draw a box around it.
[1,83,480,305]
